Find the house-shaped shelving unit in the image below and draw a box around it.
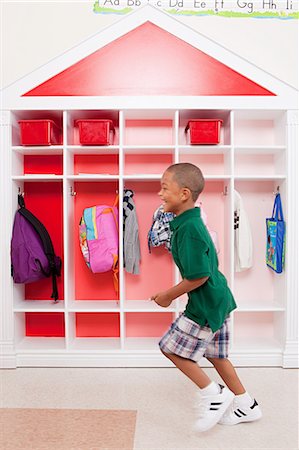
[1,5,298,368]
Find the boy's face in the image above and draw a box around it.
[158,170,185,214]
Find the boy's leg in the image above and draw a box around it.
[162,350,211,388]
[207,357,262,425]
[206,357,246,395]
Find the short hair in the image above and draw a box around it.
[165,163,205,201]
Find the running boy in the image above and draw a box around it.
[151,163,262,432]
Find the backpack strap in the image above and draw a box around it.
[17,195,61,302]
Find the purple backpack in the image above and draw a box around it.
[11,195,61,302]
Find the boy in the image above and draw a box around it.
[151,163,262,432]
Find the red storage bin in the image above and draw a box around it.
[18,120,62,146]
[186,119,223,145]
[75,119,115,145]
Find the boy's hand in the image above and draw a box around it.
[150,292,173,308]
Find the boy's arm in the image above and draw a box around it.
[151,276,209,308]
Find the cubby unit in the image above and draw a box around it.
[4,105,296,368]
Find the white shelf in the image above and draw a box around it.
[16,337,66,352]
[69,338,121,352]
[12,175,63,181]
[179,145,230,154]
[234,301,285,312]
[234,175,286,181]
[12,146,63,155]
[67,174,119,181]
[123,174,162,181]
[234,145,286,154]
[67,145,119,154]
[124,337,161,352]
[124,300,176,312]
[14,299,65,312]
[68,300,120,312]
[123,145,174,153]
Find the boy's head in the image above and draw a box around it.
[159,163,205,215]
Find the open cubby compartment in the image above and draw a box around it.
[231,311,285,352]
[233,110,286,146]
[124,149,174,176]
[67,312,121,351]
[12,150,63,176]
[11,180,64,304]
[124,312,176,351]
[65,147,119,176]
[178,109,231,146]
[11,110,63,147]
[233,180,287,310]
[66,179,120,305]
[179,147,232,177]
[66,110,120,146]
[123,110,176,146]
[14,312,66,351]
[123,180,175,309]
[234,146,286,177]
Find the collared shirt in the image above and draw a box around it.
[170,207,236,332]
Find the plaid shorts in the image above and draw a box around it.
[159,313,230,362]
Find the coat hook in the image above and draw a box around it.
[18,187,24,197]
[70,186,77,196]
[223,186,228,196]
[273,186,280,195]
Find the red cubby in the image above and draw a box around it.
[23,182,64,301]
[76,313,120,337]
[74,181,119,301]
[25,312,65,337]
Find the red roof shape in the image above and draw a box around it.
[23,21,275,97]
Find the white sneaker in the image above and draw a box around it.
[219,398,262,425]
[194,384,234,432]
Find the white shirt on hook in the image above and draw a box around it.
[234,190,253,272]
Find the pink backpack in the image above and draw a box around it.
[79,196,119,292]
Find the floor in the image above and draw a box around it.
[1,367,298,450]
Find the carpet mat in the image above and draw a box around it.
[0,408,137,450]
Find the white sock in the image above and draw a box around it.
[200,381,220,396]
[235,391,253,407]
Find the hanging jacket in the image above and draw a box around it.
[234,189,253,272]
[123,189,141,275]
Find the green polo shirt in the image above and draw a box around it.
[170,207,236,332]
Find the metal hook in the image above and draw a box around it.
[273,186,280,195]
[223,186,228,196]
[70,186,77,196]
[18,187,24,197]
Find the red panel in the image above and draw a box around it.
[126,313,174,337]
[76,313,120,337]
[24,182,64,300]
[74,154,118,175]
[23,22,274,97]
[24,155,63,175]
[25,312,65,337]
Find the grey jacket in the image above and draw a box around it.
[123,189,141,274]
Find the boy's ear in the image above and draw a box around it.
[181,187,192,200]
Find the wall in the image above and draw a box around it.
[1,0,298,90]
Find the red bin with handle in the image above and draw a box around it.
[186,119,223,145]
[18,120,62,146]
[75,119,115,145]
